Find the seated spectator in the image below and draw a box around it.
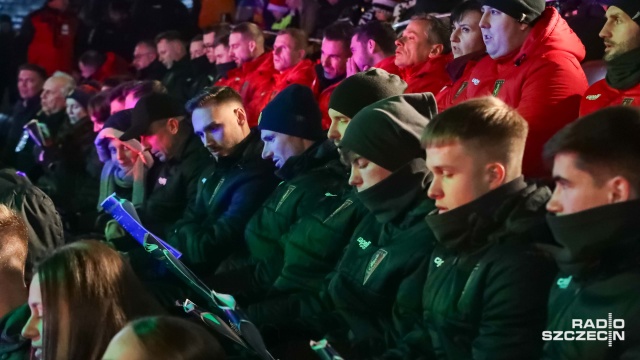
[78,50,131,85]
[202,24,231,65]
[565,0,606,62]
[189,34,216,86]
[156,31,203,104]
[66,85,98,126]
[326,92,438,357]
[371,0,396,22]
[168,87,279,276]
[132,40,167,82]
[467,0,588,178]
[392,97,557,359]
[102,316,227,360]
[117,93,212,239]
[2,64,46,169]
[21,240,164,360]
[347,20,399,77]
[123,80,167,109]
[0,205,31,360]
[109,82,130,114]
[579,0,640,116]
[189,35,205,60]
[436,0,486,111]
[395,14,452,94]
[211,35,236,83]
[88,92,111,132]
[212,85,346,302]
[247,29,317,124]
[216,23,276,127]
[313,21,354,129]
[541,106,640,359]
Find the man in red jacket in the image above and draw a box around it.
[18,0,77,75]
[347,20,399,77]
[580,0,640,116]
[217,22,276,127]
[247,29,316,125]
[466,0,588,178]
[312,21,354,129]
[395,14,452,95]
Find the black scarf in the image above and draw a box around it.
[356,158,429,224]
[605,46,640,90]
[545,199,640,279]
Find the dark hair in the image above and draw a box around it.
[155,30,184,44]
[37,240,164,360]
[423,97,528,167]
[18,63,47,81]
[129,316,227,359]
[213,34,230,48]
[126,80,167,101]
[450,0,482,24]
[323,21,355,52]
[102,75,135,90]
[88,92,111,124]
[354,20,397,56]
[0,205,28,274]
[278,28,308,51]
[108,81,133,103]
[204,23,231,38]
[230,22,264,44]
[191,34,203,43]
[79,50,107,69]
[410,14,452,54]
[136,40,157,53]
[543,106,640,190]
[185,86,243,113]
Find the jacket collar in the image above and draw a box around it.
[546,199,640,279]
[168,132,201,164]
[445,51,486,82]
[314,63,344,92]
[216,128,264,169]
[401,53,452,80]
[276,139,341,181]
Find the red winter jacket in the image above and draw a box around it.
[436,52,487,112]
[373,56,402,77]
[400,53,452,95]
[466,7,588,178]
[239,52,277,127]
[24,6,77,75]
[215,66,244,92]
[313,81,340,130]
[90,52,131,83]
[579,79,640,116]
[246,59,317,126]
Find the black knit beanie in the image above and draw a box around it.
[329,68,408,119]
[258,84,324,141]
[103,109,133,133]
[340,93,438,172]
[610,0,640,25]
[480,0,545,23]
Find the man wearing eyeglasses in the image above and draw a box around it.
[132,40,167,82]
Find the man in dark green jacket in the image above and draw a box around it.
[119,92,213,240]
[388,97,557,360]
[168,86,279,276]
[325,92,439,358]
[541,106,640,359]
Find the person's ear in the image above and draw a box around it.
[485,162,506,190]
[428,43,444,58]
[248,40,257,53]
[607,176,633,203]
[167,118,180,134]
[367,39,376,54]
[235,107,247,126]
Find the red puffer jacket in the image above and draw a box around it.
[579,79,640,116]
[436,52,487,112]
[400,53,452,95]
[25,6,77,75]
[90,52,131,83]
[314,81,340,130]
[466,7,588,178]
[239,52,277,127]
[373,56,402,77]
[246,59,317,126]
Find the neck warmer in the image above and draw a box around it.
[605,46,640,90]
[425,177,528,252]
[356,158,429,224]
[546,199,640,278]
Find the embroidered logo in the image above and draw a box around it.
[586,94,601,101]
[357,237,371,250]
[363,249,388,284]
[275,185,296,212]
[158,177,167,186]
[492,79,506,97]
[557,275,572,289]
[622,98,635,106]
[434,257,444,267]
[472,78,480,86]
[454,81,468,99]
[323,200,353,223]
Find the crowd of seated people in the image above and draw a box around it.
[0,0,639,359]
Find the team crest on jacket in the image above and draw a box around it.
[492,80,506,97]
[586,94,601,100]
[363,249,388,285]
[622,98,635,106]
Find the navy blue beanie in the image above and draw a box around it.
[258,84,324,141]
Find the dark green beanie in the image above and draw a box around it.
[258,84,324,141]
[329,68,408,119]
[340,93,438,172]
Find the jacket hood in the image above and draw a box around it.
[509,7,585,65]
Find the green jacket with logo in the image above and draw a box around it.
[542,200,640,360]
[326,159,437,357]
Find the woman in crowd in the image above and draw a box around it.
[21,240,164,360]
[102,316,227,359]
